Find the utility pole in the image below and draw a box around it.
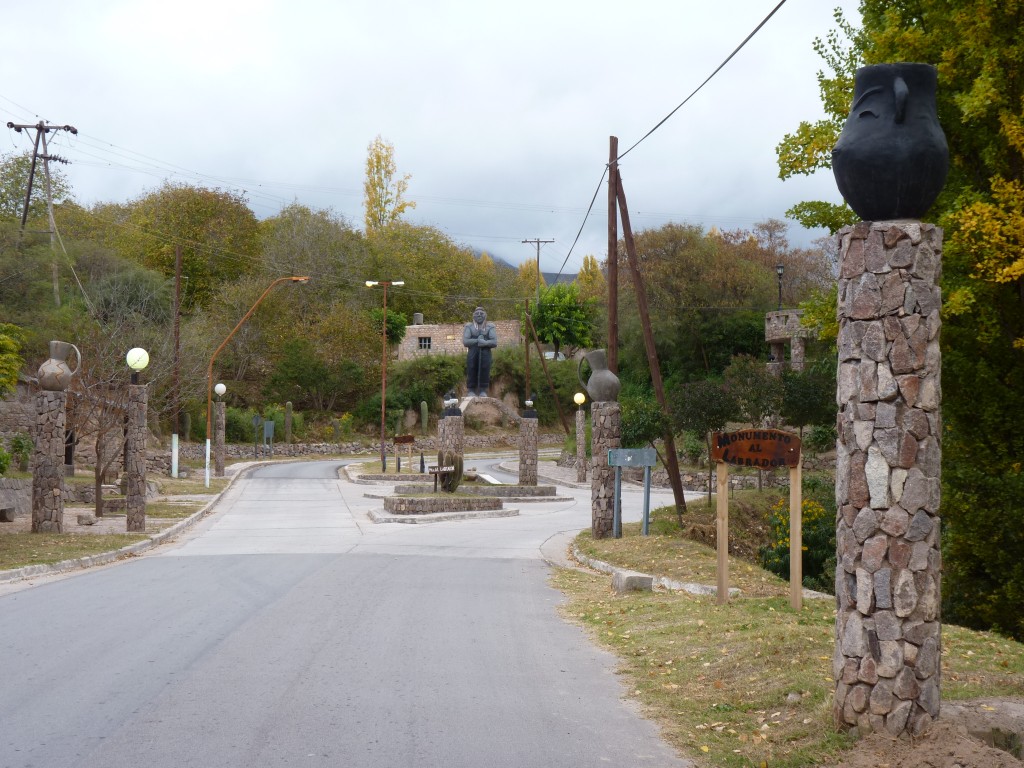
[6,121,78,307]
[521,237,554,302]
[607,136,619,374]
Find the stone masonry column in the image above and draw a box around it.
[214,400,226,477]
[518,413,538,486]
[590,401,620,539]
[32,391,67,533]
[576,407,587,484]
[125,383,148,533]
[833,221,943,738]
[438,411,464,459]
[791,337,806,371]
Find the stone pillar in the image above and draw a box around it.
[32,391,67,533]
[438,413,464,459]
[590,401,620,539]
[791,337,806,371]
[833,221,943,738]
[576,408,587,483]
[214,401,226,477]
[518,415,538,486]
[125,383,148,533]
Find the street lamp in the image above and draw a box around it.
[573,392,587,483]
[366,280,404,472]
[205,276,309,487]
[776,264,785,311]
[126,347,149,383]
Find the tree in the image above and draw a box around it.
[722,355,783,428]
[527,282,594,359]
[370,307,408,347]
[263,338,364,413]
[517,260,546,300]
[780,361,835,437]
[116,182,260,310]
[363,135,415,232]
[779,1,1024,638]
[671,378,738,505]
[0,150,72,225]
[577,254,606,303]
[0,323,25,397]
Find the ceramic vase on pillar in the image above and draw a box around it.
[37,340,80,392]
[832,63,948,222]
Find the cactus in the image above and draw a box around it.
[437,449,463,493]
[420,400,428,435]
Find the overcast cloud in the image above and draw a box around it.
[1,0,858,276]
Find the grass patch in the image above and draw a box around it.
[154,476,230,496]
[0,533,148,570]
[556,515,1024,767]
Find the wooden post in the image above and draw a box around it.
[790,454,803,611]
[716,462,729,606]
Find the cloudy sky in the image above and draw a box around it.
[1,0,859,277]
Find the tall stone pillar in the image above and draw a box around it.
[214,400,226,477]
[833,221,943,738]
[576,408,587,483]
[791,337,806,371]
[438,412,464,459]
[125,383,148,533]
[518,413,538,486]
[590,402,620,539]
[32,391,67,533]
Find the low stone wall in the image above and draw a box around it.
[0,478,31,518]
[393,483,555,498]
[383,496,503,514]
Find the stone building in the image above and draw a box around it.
[765,309,813,374]
[396,313,522,362]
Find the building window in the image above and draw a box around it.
[418,337,432,350]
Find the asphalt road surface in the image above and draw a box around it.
[0,460,694,767]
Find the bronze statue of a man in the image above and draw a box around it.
[463,307,497,397]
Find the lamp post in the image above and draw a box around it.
[125,347,149,532]
[776,263,784,311]
[214,382,226,477]
[574,391,587,483]
[205,276,309,487]
[366,280,404,473]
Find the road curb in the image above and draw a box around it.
[0,465,257,585]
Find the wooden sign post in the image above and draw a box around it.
[711,429,802,608]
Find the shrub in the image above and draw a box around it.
[758,496,835,593]
[0,445,10,475]
[10,432,32,470]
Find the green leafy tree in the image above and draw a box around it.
[671,377,738,505]
[363,135,415,232]
[263,337,364,412]
[0,150,72,224]
[576,254,606,303]
[780,361,836,437]
[722,355,783,428]
[781,1,1024,638]
[527,282,594,359]
[0,323,26,397]
[116,182,260,310]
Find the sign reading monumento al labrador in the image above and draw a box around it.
[711,429,801,469]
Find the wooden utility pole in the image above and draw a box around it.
[607,136,619,374]
[173,245,183,437]
[523,299,531,404]
[615,168,688,516]
[6,121,78,308]
[521,238,554,302]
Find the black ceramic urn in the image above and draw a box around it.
[832,63,948,222]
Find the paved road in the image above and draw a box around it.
[0,460,694,768]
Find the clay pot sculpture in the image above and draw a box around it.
[577,349,620,402]
[37,340,81,392]
[832,63,948,222]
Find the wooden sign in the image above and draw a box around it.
[711,429,801,469]
[394,434,415,445]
